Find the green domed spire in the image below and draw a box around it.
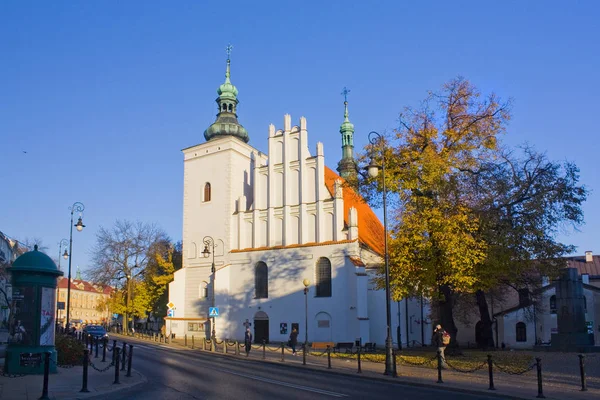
[204,44,250,143]
[337,87,356,178]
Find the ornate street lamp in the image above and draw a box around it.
[302,279,310,366]
[56,239,69,328]
[202,236,217,340]
[66,202,85,330]
[366,131,394,375]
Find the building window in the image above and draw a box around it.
[255,262,268,299]
[200,282,209,299]
[516,322,527,342]
[188,323,204,331]
[204,183,211,202]
[316,257,332,297]
[550,295,556,314]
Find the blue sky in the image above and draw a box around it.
[1,1,598,273]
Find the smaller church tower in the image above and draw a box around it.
[204,44,250,143]
[337,87,356,178]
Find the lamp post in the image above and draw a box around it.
[202,236,217,340]
[66,202,85,330]
[125,272,132,335]
[302,279,310,366]
[365,131,394,375]
[57,239,68,327]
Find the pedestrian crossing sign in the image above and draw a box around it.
[209,307,219,317]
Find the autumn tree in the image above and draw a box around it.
[358,77,510,344]
[87,220,169,333]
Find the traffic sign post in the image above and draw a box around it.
[209,307,219,317]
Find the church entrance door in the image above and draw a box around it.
[254,311,269,344]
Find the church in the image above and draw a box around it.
[167,51,432,346]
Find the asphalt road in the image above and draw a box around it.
[95,339,509,400]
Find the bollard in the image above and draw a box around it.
[85,333,89,347]
[262,339,266,360]
[436,350,443,383]
[126,345,133,377]
[392,349,397,377]
[302,343,307,365]
[40,352,51,400]
[579,354,587,391]
[192,335,195,349]
[89,335,93,354]
[113,348,121,384]
[281,343,285,362]
[185,334,187,347]
[487,354,495,390]
[81,349,90,392]
[235,340,239,356]
[95,337,99,358]
[211,339,216,352]
[224,341,227,354]
[327,345,332,369]
[121,342,127,371]
[536,357,545,398]
[102,337,107,362]
[357,345,362,373]
[112,339,118,363]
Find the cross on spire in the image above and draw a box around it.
[341,86,351,103]
[226,43,233,60]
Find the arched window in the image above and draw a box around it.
[516,322,527,342]
[200,282,209,299]
[255,262,268,299]
[550,295,557,314]
[204,183,211,202]
[316,257,332,297]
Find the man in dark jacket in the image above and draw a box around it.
[244,328,253,356]
[289,328,299,355]
[432,324,447,367]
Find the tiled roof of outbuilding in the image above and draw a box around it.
[567,254,600,277]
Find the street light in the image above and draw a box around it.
[66,202,85,330]
[365,131,394,375]
[57,239,68,328]
[302,279,310,366]
[125,271,132,335]
[202,236,217,340]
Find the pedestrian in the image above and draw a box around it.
[244,328,253,356]
[432,324,449,367]
[289,328,299,355]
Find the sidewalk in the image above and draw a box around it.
[0,353,146,400]
[117,332,599,400]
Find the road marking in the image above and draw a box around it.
[215,368,348,397]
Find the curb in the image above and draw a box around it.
[114,335,534,400]
[67,369,148,400]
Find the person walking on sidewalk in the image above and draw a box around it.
[244,328,253,356]
[432,324,449,367]
[289,328,299,355]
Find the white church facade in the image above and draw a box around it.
[167,52,432,346]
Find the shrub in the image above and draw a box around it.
[55,334,85,365]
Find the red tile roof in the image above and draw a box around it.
[57,277,112,294]
[323,167,385,256]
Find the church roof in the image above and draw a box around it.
[57,277,112,295]
[324,166,385,256]
[567,254,600,277]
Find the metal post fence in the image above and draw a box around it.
[357,345,362,373]
[192,335,195,349]
[113,348,120,384]
[579,354,587,391]
[281,343,285,362]
[302,343,306,365]
[536,357,545,398]
[126,345,133,377]
[81,350,90,392]
[112,340,117,363]
[102,337,107,362]
[121,342,127,371]
[487,354,495,390]
[40,352,51,400]
[327,345,331,369]
[392,349,397,377]
[185,334,187,347]
[262,339,266,360]
[95,337,99,358]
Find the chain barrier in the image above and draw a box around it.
[215,339,224,345]
[398,354,438,366]
[226,341,237,347]
[309,349,329,357]
[251,344,262,350]
[88,359,115,373]
[445,359,488,373]
[492,360,537,375]
[266,345,281,351]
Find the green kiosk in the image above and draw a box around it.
[5,245,63,374]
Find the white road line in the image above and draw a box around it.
[214,368,348,397]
